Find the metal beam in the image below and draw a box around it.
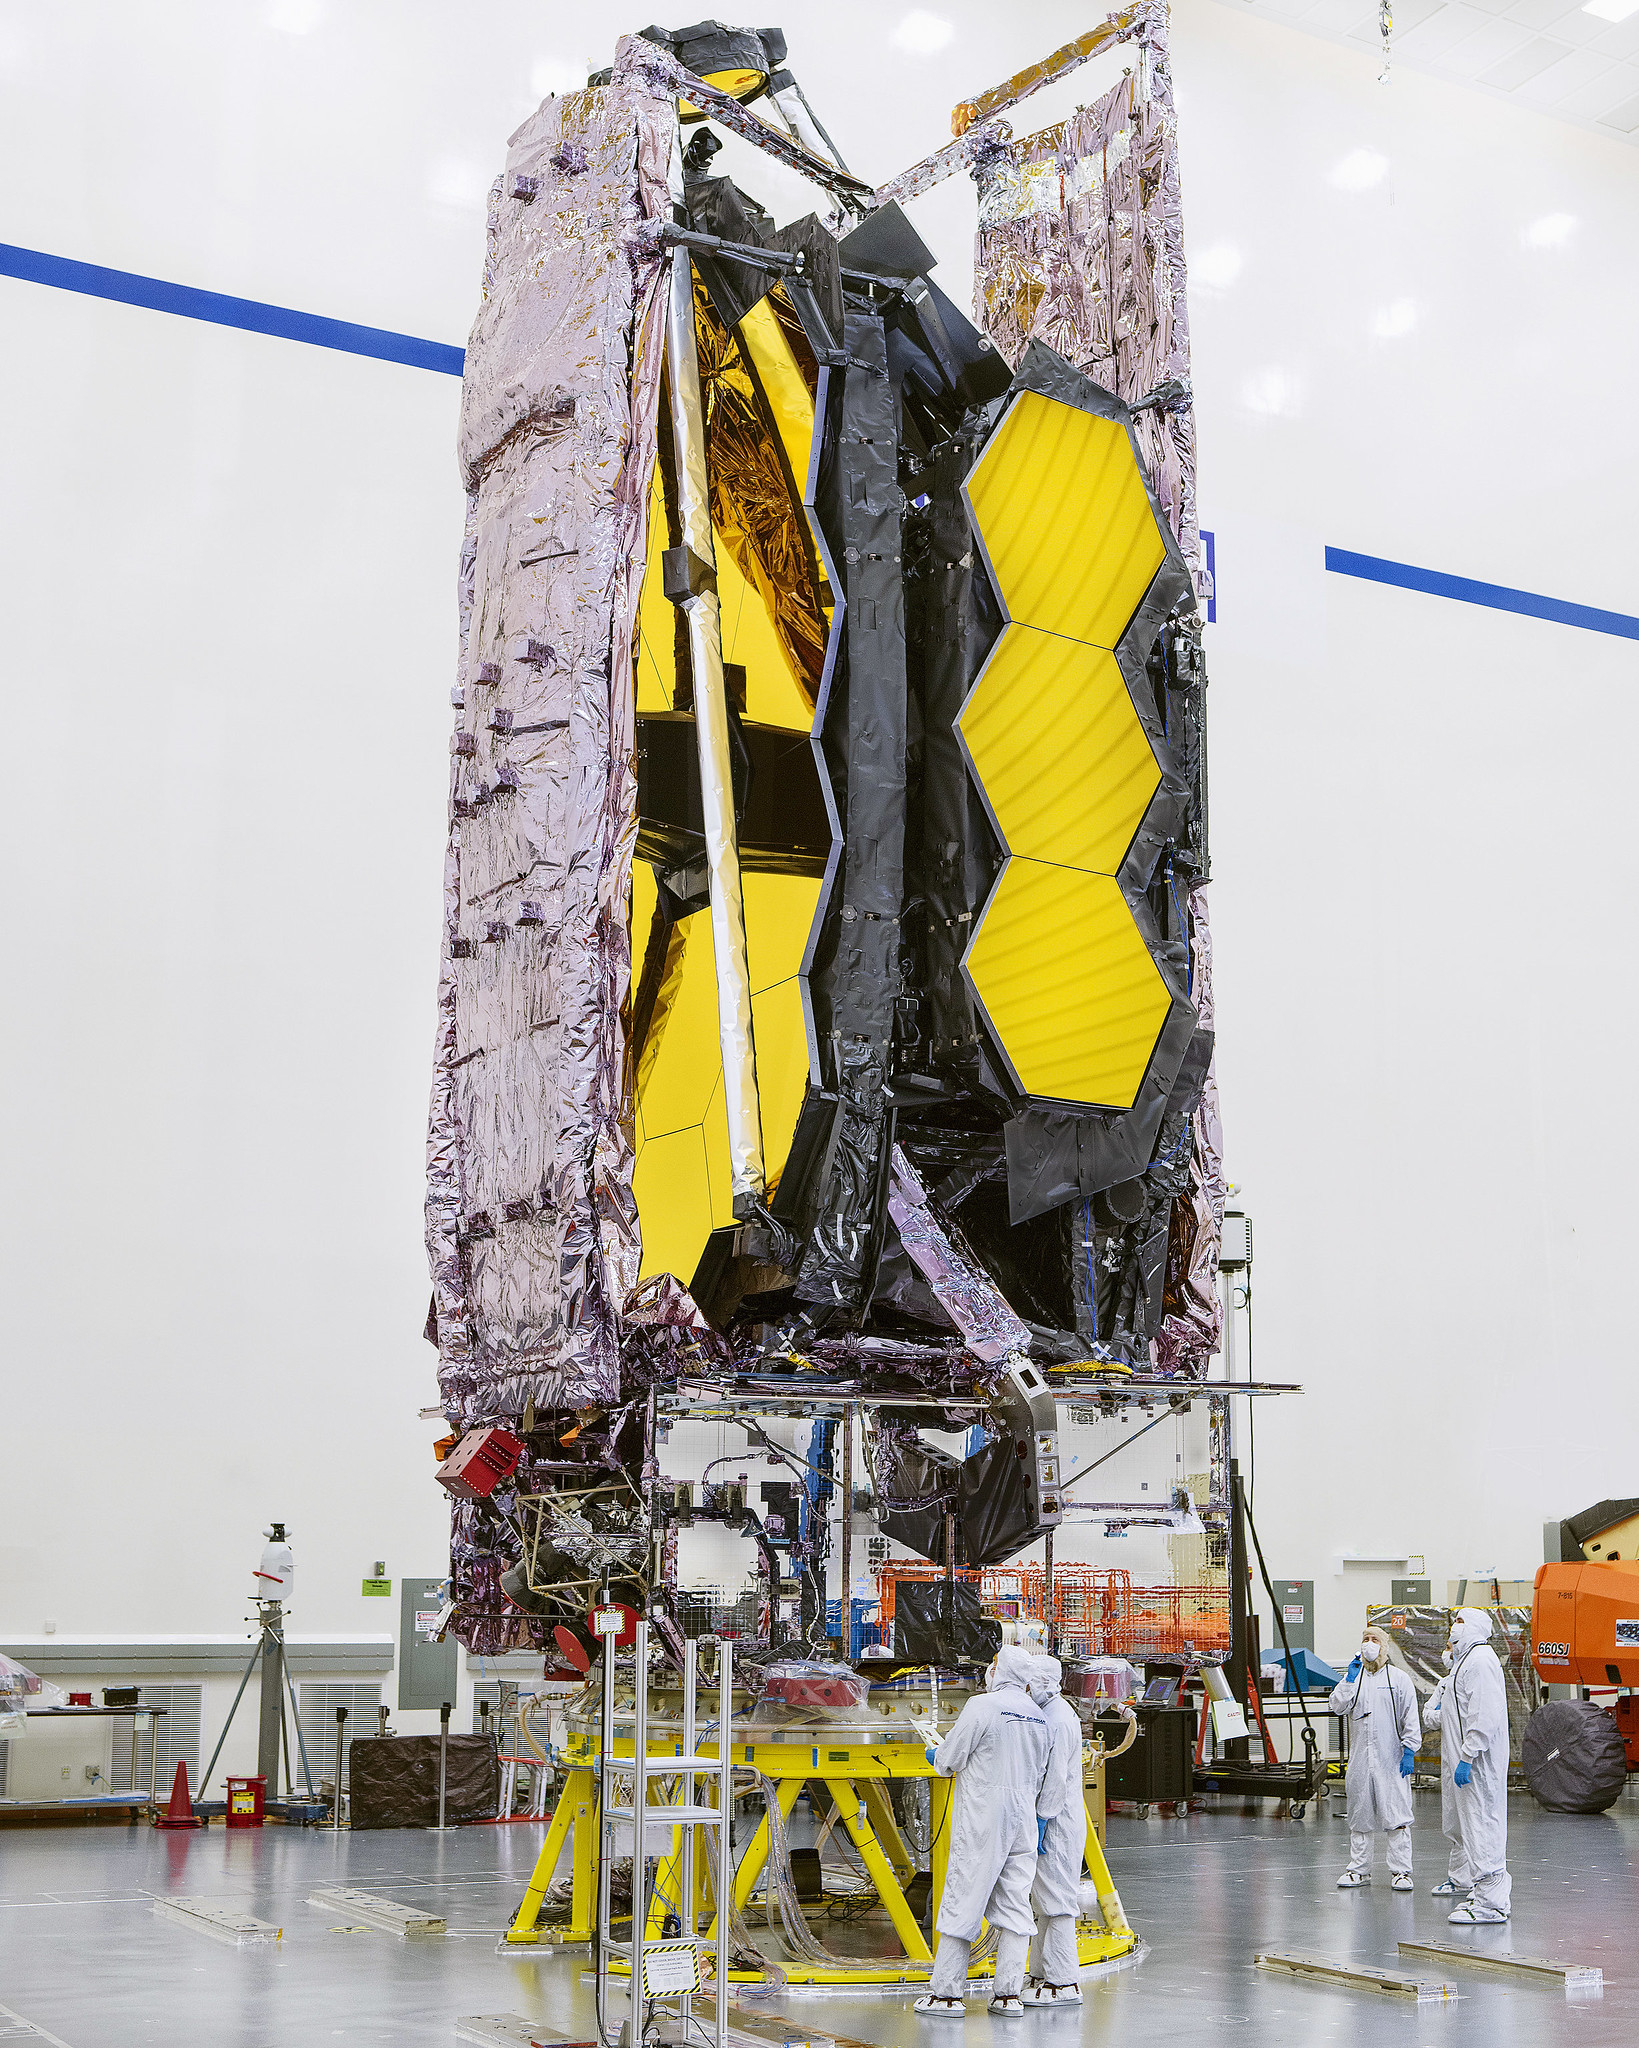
[1255,1953,1457,2002]
[663,246,765,1205]
[1398,1943,1601,1992]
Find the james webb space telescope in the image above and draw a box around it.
[422,14,1220,1663]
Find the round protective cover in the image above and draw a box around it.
[1522,1699,1629,1812]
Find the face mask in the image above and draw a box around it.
[1361,1640,1384,1665]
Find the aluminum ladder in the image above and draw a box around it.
[595,1622,732,2048]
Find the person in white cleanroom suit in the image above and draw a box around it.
[1422,1652,1470,1899]
[1327,1625,1421,1889]
[914,1645,1051,2019]
[1022,1654,1087,2007]
[1437,1608,1513,1922]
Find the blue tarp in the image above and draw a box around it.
[1261,1647,1341,1694]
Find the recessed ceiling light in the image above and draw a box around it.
[1193,244,1244,290]
[531,57,588,98]
[428,159,492,213]
[1373,298,1417,339]
[1331,148,1388,192]
[892,10,955,54]
[1523,212,1577,247]
[1241,367,1302,417]
[1583,0,1639,23]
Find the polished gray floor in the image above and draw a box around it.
[0,1789,1634,2046]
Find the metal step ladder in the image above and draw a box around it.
[595,1621,732,2048]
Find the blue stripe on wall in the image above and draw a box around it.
[0,242,465,378]
[4,235,1635,646]
[1325,546,1639,644]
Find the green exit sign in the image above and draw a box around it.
[361,1577,392,1597]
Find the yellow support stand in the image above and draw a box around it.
[506,1723,1139,1980]
[505,1766,597,1945]
[824,1778,931,1964]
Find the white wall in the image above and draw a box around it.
[1176,1,1639,1656]
[1,0,1635,1691]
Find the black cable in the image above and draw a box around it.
[1239,1479,1320,1796]
[743,1419,828,1481]
[1244,1267,1256,1518]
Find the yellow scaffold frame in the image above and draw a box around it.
[505,1726,1136,1984]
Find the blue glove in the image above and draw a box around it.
[1037,1816,1049,1853]
[1346,1656,1362,1680]
[1454,1760,1472,1787]
[1400,1748,1416,1778]
[925,1745,939,1767]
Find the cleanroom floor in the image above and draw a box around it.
[1,1788,1635,2046]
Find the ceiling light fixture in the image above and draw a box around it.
[893,11,956,55]
[1193,244,1244,289]
[1331,147,1388,191]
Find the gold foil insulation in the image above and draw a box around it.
[694,280,827,715]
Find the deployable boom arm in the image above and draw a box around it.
[663,242,766,1207]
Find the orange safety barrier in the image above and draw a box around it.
[1048,1566,1135,1656]
[872,1562,1229,1661]
[874,1561,1062,1626]
[1105,1583,1232,1660]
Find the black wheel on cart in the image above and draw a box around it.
[1290,1802,1306,1819]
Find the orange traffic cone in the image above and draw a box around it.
[154,1760,204,1829]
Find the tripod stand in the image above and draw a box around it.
[199,1599,318,1802]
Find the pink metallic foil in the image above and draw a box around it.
[426,45,671,1429]
[1154,882,1224,1371]
[973,4,1204,605]
[887,1145,1031,1365]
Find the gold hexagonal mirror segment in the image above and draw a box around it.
[964,390,1168,651]
[962,859,1174,1112]
[630,866,819,1285]
[957,623,1161,875]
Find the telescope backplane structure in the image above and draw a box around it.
[424,10,1225,1662]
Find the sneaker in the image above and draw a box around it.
[987,1997,1025,2017]
[1336,1871,1369,1888]
[913,1997,966,2017]
[1448,1903,1509,1924]
[1391,1874,1414,1892]
[1430,1879,1465,1896]
[1022,1984,1083,2007]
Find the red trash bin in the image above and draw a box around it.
[225,1774,266,1828]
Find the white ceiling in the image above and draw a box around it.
[1211,0,1639,145]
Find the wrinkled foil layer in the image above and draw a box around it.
[695,282,826,713]
[425,47,671,1428]
[1368,1604,1539,1768]
[973,5,1203,606]
[887,1144,1031,1364]
[1154,882,1224,1369]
